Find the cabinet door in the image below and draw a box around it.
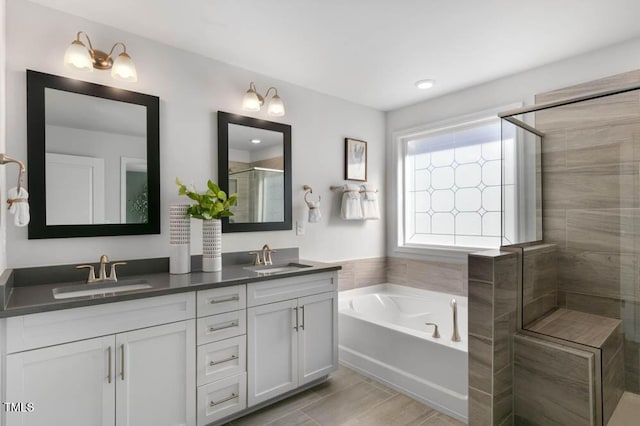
[115,320,196,426]
[6,336,115,426]
[247,299,298,406]
[298,292,338,385]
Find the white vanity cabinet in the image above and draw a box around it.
[6,336,116,426]
[4,293,196,426]
[246,272,338,407]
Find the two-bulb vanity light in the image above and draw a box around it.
[64,31,138,82]
[242,82,285,117]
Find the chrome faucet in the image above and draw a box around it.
[450,298,461,342]
[76,254,127,283]
[249,245,276,266]
[261,244,276,266]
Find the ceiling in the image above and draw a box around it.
[31,0,640,111]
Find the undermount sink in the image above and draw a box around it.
[243,263,312,274]
[52,279,151,300]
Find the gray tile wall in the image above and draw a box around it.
[388,257,468,296]
[337,256,468,296]
[468,250,518,425]
[522,244,558,326]
[536,69,640,393]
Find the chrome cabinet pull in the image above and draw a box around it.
[208,322,238,333]
[107,346,112,383]
[300,305,305,330]
[209,354,238,366]
[209,295,239,304]
[293,307,299,331]
[210,393,237,407]
[120,344,125,380]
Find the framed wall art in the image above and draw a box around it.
[344,138,367,181]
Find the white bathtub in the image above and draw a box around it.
[339,284,468,422]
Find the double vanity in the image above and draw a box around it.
[0,250,340,426]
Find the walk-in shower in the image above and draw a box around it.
[499,76,640,425]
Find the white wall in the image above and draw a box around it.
[5,0,386,267]
[0,0,6,273]
[386,35,640,259]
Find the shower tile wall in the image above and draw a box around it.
[522,244,559,326]
[468,250,518,426]
[536,69,640,393]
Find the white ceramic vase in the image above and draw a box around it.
[169,203,191,274]
[202,219,222,272]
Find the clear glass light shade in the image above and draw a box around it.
[64,41,93,72]
[111,52,138,82]
[242,90,261,111]
[267,95,285,117]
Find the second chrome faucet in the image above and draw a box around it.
[76,254,127,283]
[249,244,276,266]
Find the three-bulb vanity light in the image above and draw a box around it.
[64,31,138,82]
[242,82,285,117]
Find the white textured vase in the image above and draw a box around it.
[169,203,191,274]
[202,219,222,272]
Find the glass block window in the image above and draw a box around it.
[403,118,514,249]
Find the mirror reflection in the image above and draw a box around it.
[44,88,148,225]
[227,124,284,223]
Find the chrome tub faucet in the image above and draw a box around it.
[451,298,461,342]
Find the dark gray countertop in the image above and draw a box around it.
[0,251,341,318]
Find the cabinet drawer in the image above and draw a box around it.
[6,292,196,354]
[197,373,247,426]
[197,285,246,317]
[247,272,336,307]
[197,310,246,345]
[198,335,246,386]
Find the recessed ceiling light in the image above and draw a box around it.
[415,79,435,90]
[251,139,261,144]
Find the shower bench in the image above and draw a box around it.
[517,308,624,425]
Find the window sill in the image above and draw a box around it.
[390,244,494,263]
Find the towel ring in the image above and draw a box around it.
[303,185,320,204]
[0,153,26,194]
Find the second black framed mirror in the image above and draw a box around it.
[217,111,292,233]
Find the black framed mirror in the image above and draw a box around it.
[217,111,292,232]
[27,70,160,239]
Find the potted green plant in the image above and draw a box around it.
[176,178,237,272]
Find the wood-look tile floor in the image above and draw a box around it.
[226,365,466,426]
[608,392,640,426]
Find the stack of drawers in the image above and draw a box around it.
[196,285,247,426]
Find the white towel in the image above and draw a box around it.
[306,200,322,223]
[361,184,380,220]
[340,184,363,220]
[7,187,30,227]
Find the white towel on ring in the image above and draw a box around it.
[340,184,363,220]
[7,187,30,227]
[306,200,322,223]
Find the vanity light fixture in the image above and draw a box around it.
[415,79,435,90]
[242,82,285,117]
[64,31,138,82]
